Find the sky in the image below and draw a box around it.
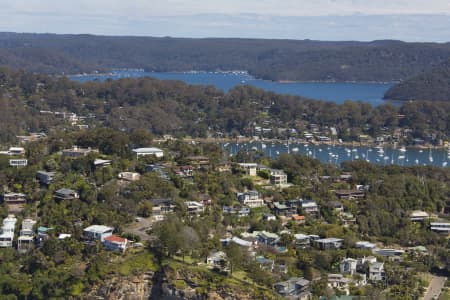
[1,0,450,41]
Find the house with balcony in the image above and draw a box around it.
[301,199,319,214]
[236,191,265,208]
[0,215,17,248]
[238,163,257,176]
[273,277,310,300]
[313,237,343,250]
[369,262,385,281]
[83,225,114,242]
[270,169,288,186]
[2,192,26,213]
[340,258,358,275]
[37,170,56,185]
[151,198,176,215]
[185,201,204,215]
[132,147,164,158]
[62,146,99,158]
[118,172,141,181]
[103,235,128,252]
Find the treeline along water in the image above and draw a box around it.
[69,70,394,106]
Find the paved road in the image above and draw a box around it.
[423,276,446,300]
[123,217,154,241]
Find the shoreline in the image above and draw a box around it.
[180,137,448,151]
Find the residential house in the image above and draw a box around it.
[103,235,128,252]
[93,159,112,168]
[62,146,99,158]
[263,213,276,221]
[0,215,17,247]
[236,191,265,208]
[8,147,25,156]
[430,222,450,234]
[301,199,319,214]
[294,233,312,248]
[334,190,365,200]
[313,238,343,250]
[18,218,36,253]
[174,165,193,177]
[37,226,53,246]
[207,251,229,272]
[186,156,210,169]
[292,214,306,225]
[256,256,274,271]
[185,201,204,215]
[256,231,280,246]
[9,159,28,167]
[132,147,164,158]
[270,169,288,186]
[2,192,26,213]
[272,202,292,216]
[369,262,385,281]
[330,201,344,212]
[217,161,232,173]
[238,163,257,176]
[273,277,310,300]
[54,188,79,201]
[328,274,351,295]
[83,225,114,242]
[36,170,56,185]
[340,258,358,275]
[355,241,377,250]
[222,206,250,217]
[118,172,141,181]
[198,193,212,206]
[151,198,176,215]
[410,210,430,222]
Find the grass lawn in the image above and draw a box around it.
[112,251,157,276]
[439,290,450,300]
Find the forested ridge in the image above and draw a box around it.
[384,59,450,101]
[1,32,450,82]
[2,67,450,145]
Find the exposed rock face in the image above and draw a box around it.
[87,266,278,300]
[86,272,153,300]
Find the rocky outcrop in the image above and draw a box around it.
[86,272,154,300]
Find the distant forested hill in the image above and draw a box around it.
[1,32,450,82]
[384,60,450,101]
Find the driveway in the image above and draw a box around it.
[423,276,446,300]
[123,217,154,241]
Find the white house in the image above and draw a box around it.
[9,159,28,167]
[236,191,265,208]
[430,222,450,234]
[369,262,385,281]
[118,172,141,181]
[185,201,205,215]
[83,225,114,241]
[238,163,257,176]
[132,147,164,158]
[301,199,319,214]
[0,215,17,247]
[340,258,358,275]
[103,235,128,252]
[270,169,288,186]
[207,251,229,271]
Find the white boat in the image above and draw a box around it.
[398,155,405,160]
[261,143,266,149]
[443,162,448,167]
[292,147,299,152]
[399,146,406,153]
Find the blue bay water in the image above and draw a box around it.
[69,70,394,106]
[223,142,449,168]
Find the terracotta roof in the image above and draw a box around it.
[292,215,305,221]
[104,235,127,243]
